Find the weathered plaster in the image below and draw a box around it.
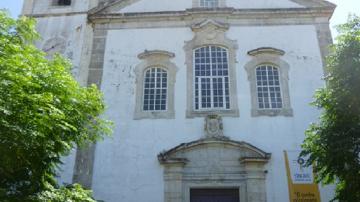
[93,24,334,202]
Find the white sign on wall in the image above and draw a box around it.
[287,150,314,184]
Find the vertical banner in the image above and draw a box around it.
[284,150,321,202]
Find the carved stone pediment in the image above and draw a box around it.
[191,19,229,32]
[158,138,271,165]
[185,19,237,50]
[158,138,271,202]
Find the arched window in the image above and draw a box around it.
[245,47,293,117]
[194,46,230,110]
[200,0,219,8]
[255,64,283,109]
[143,67,167,111]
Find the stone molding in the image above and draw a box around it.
[137,50,175,59]
[87,28,108,87]
[290,0,336,8]
[72,28,108,189]
[315,22,333,75]
[134,50,177,120]
[184,19,239,118]
[87,0,335,16]
[158,138,271,202]
[88,7,335,24]
[244,49,293,117]
[158,139,271,162]
[247,47,285,57]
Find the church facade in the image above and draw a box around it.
[22,0,336,201]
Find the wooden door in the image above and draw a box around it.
[190,189,239,202]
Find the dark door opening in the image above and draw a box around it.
[190,188,240,202]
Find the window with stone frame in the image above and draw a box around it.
[255,64,283,110]
[134,50,177,120]
[200,0,219,8]
[185,20,239,118]
[143,67,168,111]
[245,47,293,117]
[194,46,230,110]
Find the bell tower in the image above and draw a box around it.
[21,0,101,188]
[21,0,100,85]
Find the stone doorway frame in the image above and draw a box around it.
[158,138,271,202]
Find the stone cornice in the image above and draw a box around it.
[88,7,335,24]
[137,50,175,59]
[248,47,285,56]
[24,11,88,18]
[88,0,336,16]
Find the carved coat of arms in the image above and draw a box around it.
[204,115,223,138]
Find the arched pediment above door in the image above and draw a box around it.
[158,138,271,165]
[158,138,271,202]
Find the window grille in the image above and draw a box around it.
[255,65,283,109]
[194,46,230,110]
[143,67,167,111]
[200,0,219,8]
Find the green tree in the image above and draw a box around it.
[301,15,360,202]
[0,11,112,201]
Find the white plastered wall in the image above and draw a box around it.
[91,24,334,202]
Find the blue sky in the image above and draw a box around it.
[0,0,359,38]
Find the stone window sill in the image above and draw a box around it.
[251,108,293,117]
[186,109,239,118]
[134,111,175,120]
